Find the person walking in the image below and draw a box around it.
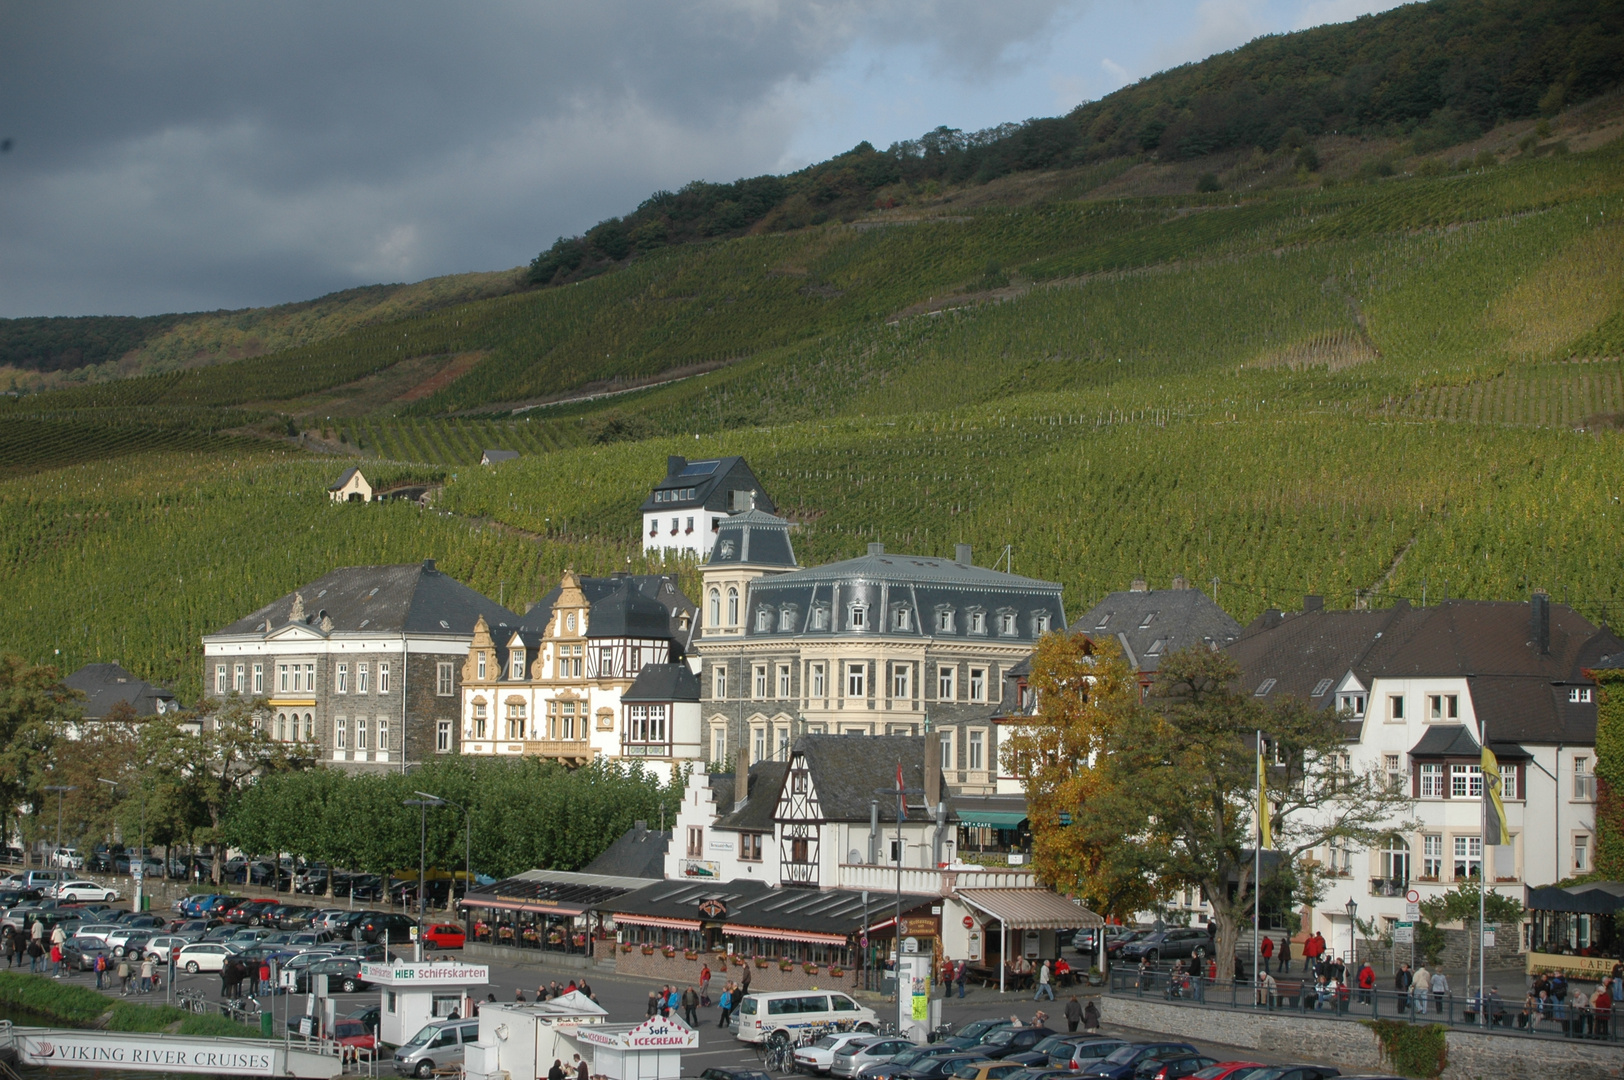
[547,1059,565,1080]
[141,955,156,994]
[1064,995,1082,1032]
[1395,963,1413,1014]
[1278,934,1291,976]
[700,963,712,1006]
[1411,964,1431,1015]
[1260,934,1273,974]
[1429,969,1449,1015]
[955,959,967,999]
[575,1055,589,1080]
[1034,959,1054,1001]
[94,951,107,990]
[740,962,751,996]
[647,990,660,1017]
[682,985,699,1027]
[1083,999,1100,1033]
[1356,960,1375,1005]
[717,984,734,1029]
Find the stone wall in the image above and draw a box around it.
[1100,994,1624,1080]
[1359,928,1524,973]
[605,943,861,994]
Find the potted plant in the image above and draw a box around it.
[662,945,677,958]
[828,965,844,978]
[804,963,819,975]
[1086,966,1103,986]
[684,949,698,960]
[779,958,794,971]
[642,944,656,956]
[755,956,770,969]
[621,942,633,953]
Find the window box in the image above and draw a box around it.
[1415,875,1440,883]
[663,945,677,958]
[779,959,794,971]
[684,949,698,960]
[828,966,844,978]
[621,942,634,953]
[755,957,770,969]
[803,963,820,975]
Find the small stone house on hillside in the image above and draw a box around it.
[481,449,519,466]
[328,468,373,503]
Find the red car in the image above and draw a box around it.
[1191,1067,1268,1080]
[330,1019,377,1052]
[420,923,465,949]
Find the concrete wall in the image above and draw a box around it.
[1099,994,1624,1080]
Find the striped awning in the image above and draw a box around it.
[613,914,702,931]
[725,925,848,946]
[463,896,588,916]
[957,888,1103,930]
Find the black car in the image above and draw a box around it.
[698,1070,772,1080]
[276,906,317,930]
[938,1017,1016,1050]
[347,1004,381,1036]
[901,1055,991,1080]
[295,956,371,994]
[975,1028,1056,1060]
[1006,1035,1089,1067]
[1081,1044,1204,1080]
[62,938,113,971]
[1118,929,1210,963]
[862,1046,970,1080]
[356,912,415,944]
[114,912,168,929]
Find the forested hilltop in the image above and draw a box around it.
[2,0,1624,701]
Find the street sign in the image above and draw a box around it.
[1404,902,1420,921]
[1483,924,1497,947]
[1393,922,1414,945]
[1405,889,1420,904]
[409,925,419,941]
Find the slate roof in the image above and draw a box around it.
[1227,598,1624,744]
[522,575,696,649]
[1072,582,1242,673]
[622,664,701,703]
[604,877,936,935]
[737,545,1064,645]
[791,734,954,823]
[481,449,520,464]
[211,560,515,638]
[327,467,364,491]
[640,456,775,515]
[706,509,796,568]
[580,823,671,879]
[63,663,176,720]
[714,762,789,832]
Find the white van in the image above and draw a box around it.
[734,990,878,1046]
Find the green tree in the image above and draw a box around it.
[1419,878,1524,989]
[0,656,73,863]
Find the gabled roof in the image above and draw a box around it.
[523,574,696,647]
[639,455,775,515]
[327,467,365,491]
[63,663,175,721]
[788,735,953,823]
[210,560,514,638]
[714,763,789,832]
[1072,582,1242,673]
[706,509,796,568]
[622,664,700,703]
[1409,725,1481,758]
[580,823,671,879]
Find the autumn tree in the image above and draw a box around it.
[0,655,74,862]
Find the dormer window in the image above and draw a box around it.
[894,608,912,632]
[1338,693,1367,717]
[1570,687,1594,703]
[476,652,487,680]
[778,607,796,632]
[937,608,955,633]
[510,652,525,680]
[968,610,986,634]
[756,607,771,632]
[1034,613,1051,634]
[850,604,868,630]
[565,612,577,632]
[998,611,1017,636]
[811,606,828,631]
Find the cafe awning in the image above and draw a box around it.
[613,914,702,931]
[464,896,589,916]
[724,925,849,946]
[957,888,1103,930]
[957,811,1028,828]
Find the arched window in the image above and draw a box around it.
[709,588,721,627]
[727,587,739,626]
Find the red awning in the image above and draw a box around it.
[724,925,848,946]
[463,897,588,916]
[613,915,702,931]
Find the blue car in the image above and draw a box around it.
[1079,1043,1202,1080]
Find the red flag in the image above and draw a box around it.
[896,761,907,820]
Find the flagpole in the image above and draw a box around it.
[1254,729,1261,1003]
[1479,718,1487,1027]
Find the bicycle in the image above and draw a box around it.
[764,1042,796,1072]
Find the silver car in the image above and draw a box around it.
[394,1019,479,1078]
[833,1038,914,1079]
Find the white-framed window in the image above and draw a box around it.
[1389,695,1407,721]
[1338,692,1367,717]
[709,589,721,627]
[624,704,669,751]
[776,726,790,758]
[1385,754,1404,791]
[1570,686,1594,703]
[436,720,452,753]
[252,664,263,695]
[1422,833,1443,878]
[727,588,739,626]
[1451,763,1482,798]
[937,609,954,632]
[377,718,389,751]
[895,608,911,631]
[892,664,911,699]
[506,702,525,740]
[938,666,956,701]
[712,726,727,765]
[968,667,987,702]
[335,663,348,694]
[779,607,795,632]
[278,664,289,693]
[357,663,369,694]
[1574,756,1594,800]
[565,612,577,632]
[752,727,765,764]
[846,662,867,698]
[1328,835,1352,875]
[356,717,369,751]
[1428,694,1459,721]
[378,662,390,693]
[940,733,954,770]
[303,662,314,689]
[687,827,704,858]
[712,665,727,700]
[1501,764,1519,800]
[1420,763,1444,798]
[811,606,828,631]
[476,652,487,680]
[1035,613,1051,634]
[1574,834,1591,873]
[437,662,454,696]
[1381,837,1410,883]
[756,608,771,632]
[850,604,868,630]
[969,610,986,634]
[335,719,348,751]
[1453,835,1482,880]
[777,664,792,699]
[810,663,827,698]
[968,729,985,771]
[302,713,313,741]
[473,703,487,740]
[510,651,524,680]
[753,664,768,700]
[998,612,1016,636]
[234,664,246,693]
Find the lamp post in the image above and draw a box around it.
[414,792,469,919]
[1345,897,1357,970]
[96,778,148,912]
[403,797,440,959]
[42,785,75,886]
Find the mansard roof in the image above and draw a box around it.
[524,574,696,645]
[1072,580,1242,673]
[622,663,701,703]
[639,455,775,515]
[706,508,796,568]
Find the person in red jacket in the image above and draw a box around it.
[1260,934,1274,973]
[1303,931,1325,974]
[1357,961,1376,1005]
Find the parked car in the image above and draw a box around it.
[347,1004,381,1035]
[1137,1058,1218,1080]
[224,899,280,926]
[898,1053,992,1080]
[295,956,371,994]
[1240,1069,1340,1080]
[0,887,43,907]
[973,1028,1055,1061]
[392,1019,482,1078]
[70,923,124,944]
[939,1018,1017,1050]
[105,928,153,958]
[1079,1045,1203,1080]
[169,919,218,938]
[859,1046,972,1080]
[833,1037,914,1079]
[420,923,464,949]
[176,941,239,973]
[329,1018,377,1052]
[1006,1035,1091,1067]
[62,938,113,971]
[113,913,167,929]
[796,1033,876,1075]
[1117,929,1210,964]
[1055,1040,1130,1070]
[1105,931,1151,959]
[49,880,119,903]
[1189,1066,1267,1080]
[356,912,417,944]
[275,905,318,931]
[295,867,330,894]
[49,848,85,870]
[952,1064,1028,1080]
[144,935,194,965]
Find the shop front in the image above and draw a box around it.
[949,887,1103,992]
[1525,880,1624,977]
[461,870,649,960]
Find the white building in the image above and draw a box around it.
[1229,594,1624,948]
[639,455,775,561]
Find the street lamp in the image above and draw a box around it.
[42,785,76,885]
[97,777,149,911]
[414,792,470,914]
[403,797,442,954]
[1345,897,1358,969]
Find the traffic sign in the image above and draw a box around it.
[1393,922,1414,945]
[1404,902,1420,921]
[1405,888,1420,904]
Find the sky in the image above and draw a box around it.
[0,0,1407,318]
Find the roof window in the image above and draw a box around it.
[1254,678,1277,697]
[1311,679,1333,697]
[1138,612,1156,629]
[1147,638,1167,655]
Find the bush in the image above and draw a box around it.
[1196,172,1221,193]
[1294,145,1320,172]
[1362,1019,1447,1078]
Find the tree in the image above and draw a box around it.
[1013,640,1416,979]
[1420,878,1523,992]
[45,703,141,851]
[0,655,73,863]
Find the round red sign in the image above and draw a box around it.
[962,916,974,929]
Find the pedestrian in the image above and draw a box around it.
[1083,999,1100,1033]
[0,927,11,969]
[515,988,527,1003]
[575,1055,589,1080]
[666,986,681,1017]
[648,990,660,1018]
[1034,959,1054,1001]
[1260,934,1273,974]
[1303,931,1324,974]
[1593,982,1612,1039]
[258,960,271,996]
[1395,963,1413,1014]
[700,963,712,1006]
[9,928,22,970]
[26,938,42,974]
[49,942,62,978]
[682,985,699,1027]
[717,984,734,1028]
[141,955,156,994]
[548,1059,565,1080]
[740,962,751,996]
[1064,995,1082,1032]
[1356,961,1375,1005]
[1429,969,1448,1015]
[1486,986,1506,1028]
[94,951,107,990]
[1411,964,1431,1016]
[955,959,967,999]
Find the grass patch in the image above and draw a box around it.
[0,972,257,1038]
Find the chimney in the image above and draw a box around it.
[668,455,686,477]
[868,542,885,556]
[734,762,749,807]
[422,559,436,573]
[1171,575,1189,590]
[925,732,942,809]
[955,544,973,565]
[1303,595,1324,613]
[1532,591,1551,655]
[633,819,648,833]
[1130,577,1149,592]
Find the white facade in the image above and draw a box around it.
[642,508,726,561]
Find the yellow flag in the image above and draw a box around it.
[1257,744,1272,849]
[1482,744,1509,847]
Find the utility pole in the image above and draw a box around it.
[414,792,467,916]
[42,785,75,887]
[403,797,440,959]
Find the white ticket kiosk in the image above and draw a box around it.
[362,961,490,1047]
[574,1016,695,1080]
[463,993,609,1080]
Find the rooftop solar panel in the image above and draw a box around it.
[678,460,721,477]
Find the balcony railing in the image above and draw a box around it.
[1369,877,1408,897]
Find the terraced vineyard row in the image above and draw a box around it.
[1394,363,1624,427]
[349,417,586,465]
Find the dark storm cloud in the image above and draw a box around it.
[0,1,1078,316]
